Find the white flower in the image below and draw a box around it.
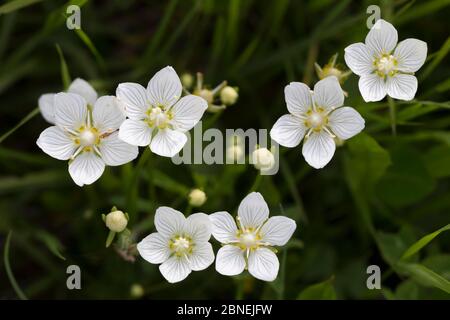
[117,66,208,157]
[210,192,296,282]
[38,78,98,124]
[36,93,138,186]
[137,207,215,283]
[270,76,365,169]
[344,19,427,102]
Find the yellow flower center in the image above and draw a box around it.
[305,108,328,131]
[375,54,397,77]
[170,236,193,256]
[78,128,98,146]
[146,107,172,129]
[236,228,261,250]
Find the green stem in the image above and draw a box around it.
[4,231,28,300]
[0,107,39,144]
[388,96,397,136]
[126,148,151,216]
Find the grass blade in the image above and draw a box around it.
[4,231,28,300]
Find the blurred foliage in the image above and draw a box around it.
[0,0,449,299]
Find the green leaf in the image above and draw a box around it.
[75,28,105,68]
[401,224,450,260]
[424,145,450,178]
[395,280,419,300]
[398,263,450,294]
[297,277,337,300]
[105,230,116,248]
[35,230,66,260]
[0,0,42,15]
[151,170,190,196]
[55,44,71,90]
[3,231,28,300]
[376,145,436,207]
[0,107,40,145]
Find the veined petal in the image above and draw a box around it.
[365,19,398,55]
[68,151,105,187]
[38,93,56,124]
[118,119,152,146]
[260,216,297,246]
[358,73,387,102]
[248,248,279,282]
[169,95,207,132]
[54,92,88,130]
[394,38,427,73]
[284,82,312,116]
[68,78,98,106]
[189,242,214,272]
[215,245,245,276]
[116,82,149,120]
[328,107,365,140]
[92,96,126,133]
[313,76,345,110]
[99,132,138,166]
[137,232,170,264]
[270,114,306,148]
[185,213,212,243]
[210,211,238,243]
[302,130,336,169]
[150,128,187,157]
[237,192,269,229]
[154,206,186,238]
[159,255,191,283]
[386,74,418,101]
[147,66,182,109]
[344,42,374,76]
[36,126,76,160]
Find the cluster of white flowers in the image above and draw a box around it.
[37,67,207,186]
[137,192,296,283]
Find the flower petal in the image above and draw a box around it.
[394,38,427,73]
[36,126,76,160]
[215,245,245,276]
[99,132,139,166]
[118,119,152,146]
[328,107,365,140]
[68,78,98,106]
[116,82,149,120]
[302,130,336,169]
[137,232,170,264]
[210,211,238,243]
[386,74,418,101]
[54,92,88,130]
[92,96,125,133]
[313,76,344,110]
[237,192,269,229]
[154,206,186,238]
[189,242,214,271]
[365,19,398,55]
[38,93,56,124]
[284,82,312,116]
[150,128,187,157]
[270,114,306,148]
[169,95,207,132]
[358,73,387,102]
[344,42,374,76]
[68,151,105,187]
[159,255,191,283]
[185,212,212,243]
[147,66,182,108]
[260,216,296,246]
[248,248,279,282]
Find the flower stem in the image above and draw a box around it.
[126,147,151,216]
[387,96,397,136]
[0,107,39,144]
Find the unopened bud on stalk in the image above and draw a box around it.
[315,53,351,84]
[181,73,194,89]
[252,147,275,171]
[188,189,207,207]
[104,208,128,233]
[130,284,145,298]
[220,86,239,105]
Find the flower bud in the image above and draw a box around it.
[196,89,214,104]
[105,210,128,233]
[130,283,145,298]
[188,189,207,207]
[181,73,194,89]
[220,86,239,105]
[252,147,275,171]
[315,53,351,84]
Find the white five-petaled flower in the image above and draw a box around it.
[38,78,99,124]
[137,207,215,283]
[270,76,365,169]
[117,66,208,157]
[36,93,138,186]
[344,19,427,102]
[210,192,296,282]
